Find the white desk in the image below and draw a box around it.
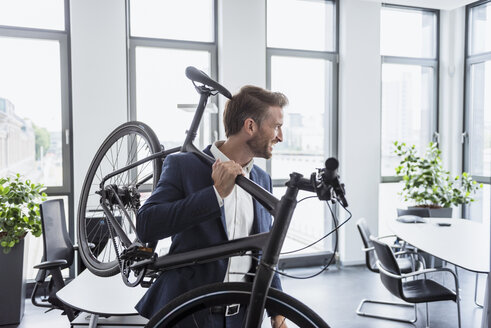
[57,269,148,327]
[387,217,490,328]
[387,217,489,273]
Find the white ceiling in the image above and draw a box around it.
[362,0,476,10]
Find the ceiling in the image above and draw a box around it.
[362,0,477,10]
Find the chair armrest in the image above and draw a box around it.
[402,266,460,291]
[33,259,68,270]
[73,243,94,251]
[361,246,374,253]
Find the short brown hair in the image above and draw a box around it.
[223,85,288,137]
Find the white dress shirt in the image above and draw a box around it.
[210,141,254,283]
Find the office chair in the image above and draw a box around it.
[371,236,461,327]
[31,199,77,321]
[355,218,425,321]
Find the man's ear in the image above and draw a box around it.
[243,118,256,136]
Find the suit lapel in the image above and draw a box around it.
[250,168,262,235]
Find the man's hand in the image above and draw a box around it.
[271,315,287,328]
[212,159,243,198]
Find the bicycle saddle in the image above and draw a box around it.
[185,66,232,99]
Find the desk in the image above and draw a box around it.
[387,217,489,273]
[387,217,490,328]
[57,269,148,327]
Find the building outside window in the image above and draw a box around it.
[464,0,491,225]
[378,5,439,230]
[0,0,72,279]
[267,0,338,262]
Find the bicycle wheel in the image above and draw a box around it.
[146,282,330,328]
[78,121,162,277]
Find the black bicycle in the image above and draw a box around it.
[77,67,349,328]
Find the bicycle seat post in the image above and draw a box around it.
[182,86,212,152]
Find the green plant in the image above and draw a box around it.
[394,141,482,208]
[0,174,47,253]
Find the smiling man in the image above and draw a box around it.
[136,85,289,327]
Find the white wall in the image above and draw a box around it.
[439,7,466,180]
[338,0,382,265]
[70,0,128,215]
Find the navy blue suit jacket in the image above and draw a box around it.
[135,146,282,319]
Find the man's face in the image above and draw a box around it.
[247,106,283,159]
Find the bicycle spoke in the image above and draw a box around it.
[78,122,161,276]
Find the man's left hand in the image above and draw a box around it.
[271,315,287,328]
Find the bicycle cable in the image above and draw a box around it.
[280,199,339,255]
[256,202,352,280]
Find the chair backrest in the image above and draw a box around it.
[371,237,404,299]
[397,207,430,217]
[40,199,74,269]
[356,218,378,273]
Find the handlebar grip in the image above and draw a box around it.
[185,66,233,99]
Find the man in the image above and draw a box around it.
[135,85,288,327]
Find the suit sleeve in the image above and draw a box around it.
[136,155,221,243]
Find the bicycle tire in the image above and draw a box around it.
[78,121,162,277]
[146,282,330,328]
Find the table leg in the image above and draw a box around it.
[88,314,99,328]
[482,273,490,328]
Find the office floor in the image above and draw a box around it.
[12,265,485,328]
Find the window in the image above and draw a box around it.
[128,0,217,151]
[379,5,439,233]
[464,0,491,224]
[267,0,338,258]
[0,0,72,279]
[128,0,216,254]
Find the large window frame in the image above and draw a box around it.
[0,0,74,283]
[0,2,73,196]
[266,0,339,266]
[378,5,440,238]
[126,0,218,144]
[380,4,440,184]
[463,0,491,221]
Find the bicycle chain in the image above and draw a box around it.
[105,213,124,273]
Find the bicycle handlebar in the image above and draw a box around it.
[185,66,232,99]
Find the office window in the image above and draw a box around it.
[0,0,71,279]
[464,0,491,224]
[128,0,216,255]
[128,0,217,151]
[267,0,338,257]
[379,5,439,228]
[380,5,438,178]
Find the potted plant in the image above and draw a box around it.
[393,141,482,217]
[0,174,46,325]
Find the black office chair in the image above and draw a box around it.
[355,218,425,321]
[371,236,461,327]
[31,199,77,321]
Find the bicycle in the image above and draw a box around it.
[77,67,349,328]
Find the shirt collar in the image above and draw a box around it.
[210,141,254,175]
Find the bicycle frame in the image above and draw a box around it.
[95,68,333,327]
